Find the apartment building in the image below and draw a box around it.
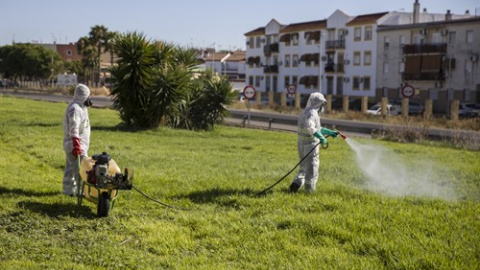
[377,16,480,113]
[244,0,475,109]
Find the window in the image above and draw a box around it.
[249,37,254,49]
[248,76,254,85]
[363,77,370,91]
[284,55,290,67]
[292,76,298,86]
[255,76,261,87]
[364,51,372,66]
[256,36,261,48]
[448,31,456,44]
[466,30,473,44]
[465,60,473,73]
[384,36,390,48]
[292,33,299,45]
[272,76,278,92]
[354,27,362,41]
[284,76,290,87]
[353,76,360,90]
[400,35,406,46]
[365,26,372,41]
[67,50,72,55]
[353,51,361,65]
[383,62,389,74]
[265,76,271,91]
[292,54,299,67]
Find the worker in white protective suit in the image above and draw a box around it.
[290,92,338,193]
[62,84,92,196]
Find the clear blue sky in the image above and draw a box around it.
[1,0,479,50]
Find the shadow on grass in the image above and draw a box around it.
[177,187,256,207]
[0,186,59,197]
[91,124,146,133]
[18,201,96,219]
[25,122,61,128]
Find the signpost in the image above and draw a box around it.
[243,85,256,126]
[287,84,296,109]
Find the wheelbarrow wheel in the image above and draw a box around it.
[97,192,110,217]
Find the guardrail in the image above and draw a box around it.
[228,109,480,143]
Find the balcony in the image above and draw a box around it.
[263,43,279,56]
[325,40,345,50]
[403,43,447,54]
[402,73,445,81]
[263,65,279,73]
[324,63,344,73]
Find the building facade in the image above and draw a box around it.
[244,0,476,111]
[377,16,480,113]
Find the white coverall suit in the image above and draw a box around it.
[62,84,91,195]
[290,93,328,192]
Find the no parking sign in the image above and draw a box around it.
[401,84,415,98]
[243,85,256,100]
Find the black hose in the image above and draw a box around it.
[132,185,180,210]
[256,142,321,196]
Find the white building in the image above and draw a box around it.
[244,0,474,108]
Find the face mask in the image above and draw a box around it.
[84,97,93,107]
[318,102,326,114]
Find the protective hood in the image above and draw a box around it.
[305,92,326,110]
[73,84,90,103]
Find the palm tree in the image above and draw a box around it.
[89,25,109,86]
[104,31,119,67]
[77,36,96,86]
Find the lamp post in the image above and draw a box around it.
[211,42,215,76]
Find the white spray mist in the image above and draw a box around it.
[344,138,456,200]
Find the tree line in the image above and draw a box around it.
[0,26,235,131]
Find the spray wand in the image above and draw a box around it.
[256,130,347,196]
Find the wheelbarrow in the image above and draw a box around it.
[75,152,133,217]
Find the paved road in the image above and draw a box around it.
[0,90,113,108]
[3,90,479,143]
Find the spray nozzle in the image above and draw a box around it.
[335,130,347,140]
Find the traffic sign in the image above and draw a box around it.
[401,84,415,98]
[243,85,256,100]
[287,84,297,94]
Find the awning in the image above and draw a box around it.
[300,54,312,61]
[279,34,291,42]
[299,76,309,84]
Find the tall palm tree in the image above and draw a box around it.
[77,36,96,86]
[104,31,119,67]
[89,25,109,86]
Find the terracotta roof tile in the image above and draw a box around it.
[244,27,265,36]
[346,12,389,26]
[280,20,327,33]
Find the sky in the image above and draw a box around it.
[1,0,479,50]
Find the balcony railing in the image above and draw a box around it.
[324,63,344,73]
[264,65,279,73]
[403,43,447,54]
[325,40,345,50]
[263,43,279,56]
[402,73,445,81]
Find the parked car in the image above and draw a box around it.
[459,103,480,118]
[366,104,402,115]
[408,101,425,115]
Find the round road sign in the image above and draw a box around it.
[243,85,256,100]
[287,84,297,94]
[401,84,415,98]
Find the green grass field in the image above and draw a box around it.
[0,96,479,269]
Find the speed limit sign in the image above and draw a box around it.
[401,84,415,98]
[243,85,256,100]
